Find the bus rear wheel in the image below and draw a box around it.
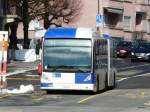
[113,73,116,88]
[104,75,108,91]
[46,90,51,94]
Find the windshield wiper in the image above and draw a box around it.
[76,68,90,73]
[48,65,74,71]
[44,65,90,73]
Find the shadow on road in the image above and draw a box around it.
[45,90,107,95]
[115,58,150,90]
[116,75,150,89]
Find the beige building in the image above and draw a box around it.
[67,0,150,41]
[17,0,150,41]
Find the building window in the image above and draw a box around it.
[123,16,131,30]
[136,13,143,25]
[147,20,150,33]
[104,8,123,28]
[148,0,150,4]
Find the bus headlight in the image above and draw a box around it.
[146,53,150,56]
[131,52,134,55]
[42,73,50,81]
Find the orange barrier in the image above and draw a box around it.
[0,38,3,73]
[0,31,8,93]
[2,36,8,73]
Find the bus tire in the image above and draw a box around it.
[104,74,108,91]
[112,72,116,89]
[46,90,51,94]
[94,76,99,93]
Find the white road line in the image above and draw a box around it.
[118,63,150,71]
[6,67,37,76]
[117,73,150,82]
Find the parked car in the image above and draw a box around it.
[131,42,150,62]
[115,41,132,58]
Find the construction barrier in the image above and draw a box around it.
[0,31,8,94]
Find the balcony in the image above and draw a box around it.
[123,0,133,3]
[136,5,147,14]
[135,0,147,5]
[103,7,123,30]
[104,24,123,30]
[103,0,124,9]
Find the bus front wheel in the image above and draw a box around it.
[46,90,51,94]
[94,76,99,93]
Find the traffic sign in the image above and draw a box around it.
[102,33,111,39]
[96,14,103,26]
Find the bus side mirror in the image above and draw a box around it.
[37,63,42,76]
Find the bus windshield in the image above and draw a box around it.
[43,39,92,73]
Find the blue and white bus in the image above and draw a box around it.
[40,27,116,92]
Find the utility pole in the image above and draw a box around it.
[97,0,100,32]
[0,0,7,30]
[22,0,29,49]
[96,0,102,32]
[98,0,100,14]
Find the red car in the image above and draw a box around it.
[116,41,132,58]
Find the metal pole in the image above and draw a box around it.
[97,0,100,32]
[98,0,100,14]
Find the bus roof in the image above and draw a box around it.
[44,27,93,39]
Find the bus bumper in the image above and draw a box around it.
[40,83,94,91]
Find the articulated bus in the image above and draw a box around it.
[40,27,116,93]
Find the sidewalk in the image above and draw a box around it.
[7,60,40,76]
[0,60,40,95]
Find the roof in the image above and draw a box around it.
[44,27,93,39]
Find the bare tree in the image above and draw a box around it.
[7,0,82,49]
[28,0,82,29]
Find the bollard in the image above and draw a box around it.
[0,32,8,94]
[2,74,7,94]
[0,37,3,73]
[0,74,7,94]
[0,35,3,94]
[2,36,8,73]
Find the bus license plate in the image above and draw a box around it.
[53,73,61,78]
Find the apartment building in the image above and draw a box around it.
[0,0,18,30]
[67,0,150,41]
[14,0,150,42]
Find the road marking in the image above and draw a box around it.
[117,73,150,82]
[0,94,12,99]
[77,94,101,104]
[6,68,37,76]
[118,63,150,71]
[77,73,150,104]
[32,97,44,102]
[144,101,150,106]
[7,77,40,81]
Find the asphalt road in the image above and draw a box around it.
[0,58,150,112]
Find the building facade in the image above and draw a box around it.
[67,0,150,41]
[0,0,18,31]
[15,0,150,41]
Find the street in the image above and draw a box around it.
[0,58,150,112]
